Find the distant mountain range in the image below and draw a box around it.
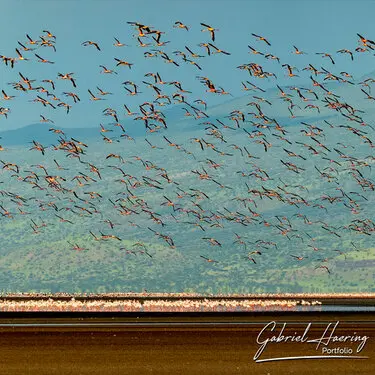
[0,123,103,146]
[2,69,374,146]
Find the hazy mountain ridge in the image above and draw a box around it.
[3,68,375,146]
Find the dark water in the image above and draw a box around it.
[0,314,373,375]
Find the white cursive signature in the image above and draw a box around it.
[254,321,369,362]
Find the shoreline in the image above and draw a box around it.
[0,293,373,312]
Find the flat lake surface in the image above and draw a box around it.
[0,312,374,374]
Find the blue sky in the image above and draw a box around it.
[1,0,375,130]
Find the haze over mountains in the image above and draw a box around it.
[0,11,374,295]
[2,68,375,146]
